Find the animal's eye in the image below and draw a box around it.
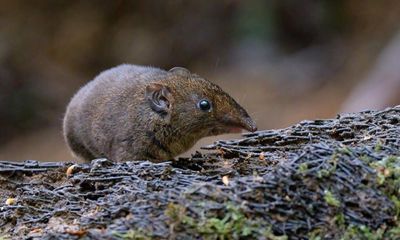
[197,99,212,112]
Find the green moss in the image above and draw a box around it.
[385,223,400,238]
[329,154,338,167]
[262,227,288,240]
[113,230,152,240]
[334,213,345,226]
[299,163,308,173]
[317,169,331,178]
[165,202,287,240]
[391,195,400,216]
[316,153,340,178]
[362,154,400,239]
[324,190,340,207]
[338,147,352,155]
[359,154,373,163]
[374,140,383,152]
[369,155,400,193]
[341,225,385,240]
[307,229,323,240]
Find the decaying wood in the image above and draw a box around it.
[0,106,399,239]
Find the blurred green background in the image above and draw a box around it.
[1,0,400,161]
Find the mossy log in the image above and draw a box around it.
[1,106,400,239]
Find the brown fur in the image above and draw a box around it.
[63,64,256,162]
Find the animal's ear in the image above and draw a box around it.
[169,67,191,77]
[145,83,174,115]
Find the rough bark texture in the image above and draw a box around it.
[1,106,400,239]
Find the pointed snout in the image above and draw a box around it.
[215,95,257,133]
[240,116,257,132]
[221,112,257,133]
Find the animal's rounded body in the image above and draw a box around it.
[63,64,256,162]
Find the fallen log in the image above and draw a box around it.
[1,106,400,239]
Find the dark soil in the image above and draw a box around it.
[1,106,400,239]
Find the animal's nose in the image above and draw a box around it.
[240,116,257,132]
[221,114,257,132]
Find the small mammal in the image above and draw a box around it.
[63,64,257,162]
